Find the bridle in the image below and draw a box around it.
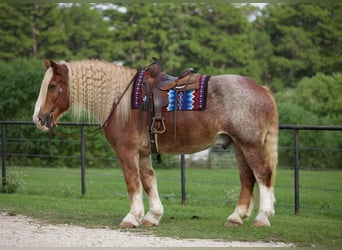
[50,87,64,115]
[44,84,64,130]
[41,83,66,141]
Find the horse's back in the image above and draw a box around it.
[207,74,275,114]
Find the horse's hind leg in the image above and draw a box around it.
[139,154,164,226]
[243,146,276,227]
[225,144,255,227]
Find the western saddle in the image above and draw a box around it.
[142,58,201,135]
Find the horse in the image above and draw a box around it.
[32,59,278,228]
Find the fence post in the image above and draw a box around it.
[1,126,6,192]
[294,128,300,215]
[80,125,86,195]
[180,154,186,205]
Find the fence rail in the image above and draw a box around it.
[1,121,342,215]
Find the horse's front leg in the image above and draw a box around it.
[139,154,164,226]
[118,152,145,228]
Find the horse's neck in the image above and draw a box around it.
[67,61,135,125]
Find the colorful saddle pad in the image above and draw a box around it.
[131,71,210,111]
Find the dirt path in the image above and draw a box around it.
[0,213,293,247]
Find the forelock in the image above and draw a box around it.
[37,67,53,109]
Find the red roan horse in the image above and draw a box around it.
[33,59,278,227]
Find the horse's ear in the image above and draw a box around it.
[49,60,59,74]
[44,60,51,70]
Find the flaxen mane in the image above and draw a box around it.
[65,60,137,125]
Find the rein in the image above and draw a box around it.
[93,71,139,134]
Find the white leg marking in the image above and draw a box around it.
[227,197,254,225]
[226,195,254,226]
[255,181,275,226]
[143,178,164,226]
[121,186,144,227]
[227,207,245,225]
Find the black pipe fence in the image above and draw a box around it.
[1,121,342,215]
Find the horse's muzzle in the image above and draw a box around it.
[34,113,54,131]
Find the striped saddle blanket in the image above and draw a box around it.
[131,72,210,112]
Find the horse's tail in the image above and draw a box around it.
[263,87,279,187]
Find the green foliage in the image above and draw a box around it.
[294,73,342,124]
[61,4,113,60]
[0,58,45,120]
[277,102,341,169]
[255,3,341,89]
[0,4,70,60]
[0,3,340,82]
[276,73,342,169]
[0,4,33,60]
[275,73,342,123]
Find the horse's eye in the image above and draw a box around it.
[48,84,57,91]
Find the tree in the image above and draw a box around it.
[0,4,32,60]
[0,3,70,60]
[295,73,342,124]
[105,3,260,78]
[255,3,342,89]
[257,4,320,88]
[0,58,45,120]
[60,3,113,60]
[250,12,274,85]
[31,4,71,59]
[178,4,260,78]
[105,3,188,71]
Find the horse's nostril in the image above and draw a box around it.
[37,115,44,124]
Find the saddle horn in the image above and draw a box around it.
[144,57,159,72]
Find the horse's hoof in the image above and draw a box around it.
[119,221,138,228]
[224,220,242,227]
[253,214,271,227]
[225,212,243,227]
[253,220,271,227]
[141,220,157,227]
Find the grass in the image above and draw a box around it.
[1,166,341,247]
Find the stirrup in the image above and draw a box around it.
[151,116,166,134]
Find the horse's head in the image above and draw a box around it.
[32,60,70,131]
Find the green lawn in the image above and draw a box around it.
[1,166,341,247]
